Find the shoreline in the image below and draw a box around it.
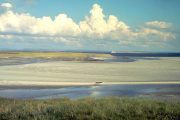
[0,81,180,89]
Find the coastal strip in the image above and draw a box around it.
[0,81,180,89]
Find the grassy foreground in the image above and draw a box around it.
[0,97,179,120]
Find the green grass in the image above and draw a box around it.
[0,97,179,120]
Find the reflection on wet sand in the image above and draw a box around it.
[0,84,179,100]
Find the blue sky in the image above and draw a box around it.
[0,0,180,52]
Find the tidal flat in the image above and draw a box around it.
[0,57,180,85]
[0,53,180,100]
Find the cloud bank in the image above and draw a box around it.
[0,3,175,49]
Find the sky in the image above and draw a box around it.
[0,0,180,52]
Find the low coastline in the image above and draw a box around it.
[0,53,180,100]
[0,81,180,89]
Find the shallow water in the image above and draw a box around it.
[0,84,179,100]
[0,56,164,66]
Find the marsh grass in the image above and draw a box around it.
[0,97,179,120]
[0,52,112,59]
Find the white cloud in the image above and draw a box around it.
[141,28,175,40]
[0,3,175,47]
[145,21,172,29]
[0,11,80,36]
[1,3,12,9]
[79,4,130,39]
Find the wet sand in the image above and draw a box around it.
[0,84,179,100]
[0,82,180,89]
[0,57,180,88]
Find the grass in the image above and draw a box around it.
[0,97,179,120]
[0,52,112,59]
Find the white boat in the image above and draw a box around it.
[111,51,117,53]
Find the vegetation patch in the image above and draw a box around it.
[0,52,112,60]
[0,97,179,120]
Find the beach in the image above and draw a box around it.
[0,57,180,87]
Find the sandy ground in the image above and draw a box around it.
[0,57,180,87]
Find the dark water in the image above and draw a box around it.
[105,52,180,62]
[103,56,160,62]
[0,84,179,100]
[111,52,180,57]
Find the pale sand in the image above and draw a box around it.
[0,57,180,87]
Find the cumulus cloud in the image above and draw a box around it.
[79,4,130,39]
[145,21,172,29]
[0,3,175,47]
[0,3,12,9]
[0,11,80,36]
